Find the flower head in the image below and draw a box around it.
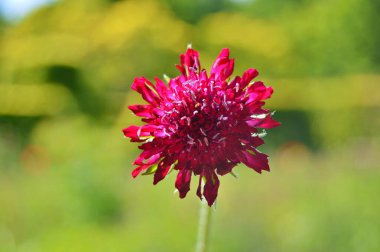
[123,47,280,206]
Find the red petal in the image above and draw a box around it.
[128,104,154,118]
[175,169,192,198]
[240,68,259,89]
[203,170,220,206]
[132,164,150,178]
[210,48,234,81]
[246,82,273,103]
[196,175,203,200]
[153,158,173,185]
[133,152,161,166]
[238,150,269,173]
[183,48,200,69]
[216,161,236,175]
[122,125,157,141]
[131,77,161,105]
[240,136,265,148]
[178,48,200,76]
[246,102,267,114]
[154,77,170,98]
[122,126,142,141]
[257,116,281,129]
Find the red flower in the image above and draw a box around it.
[123,47,280,206]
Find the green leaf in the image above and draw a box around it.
[142,164,158,176]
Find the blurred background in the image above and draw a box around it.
[0,0,379,251]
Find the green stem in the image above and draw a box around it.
[195,199,213,252]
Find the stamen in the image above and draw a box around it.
[190,90,197,101]
[200,128,207,136]
[213,100,219,108]
[235,83,240,92]
[201,99,207,110]
[251,114,266,119]
[163,128,171,137]
[204,137,209,146]
[137,127,142,137]
[168,126,176,133]
[222,101,228,110]
[198,139,203,146]
[217,137,226,143]
[212,133,220,139]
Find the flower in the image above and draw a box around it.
[123,47,280,206]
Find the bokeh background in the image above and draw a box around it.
[0,0,379,251]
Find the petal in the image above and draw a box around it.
[183,48,200,70]
[239,136,265,148]
[132,164,150,178]
[196,175,203,200]
[128,104,154,118]
[216,161,236,175]
[258,116,281,129]
[227,76,241,89]
[131,77,161,105]
[175,169,192,198]
[122,125,157,141]
[203,170,220,206]
[122,125,144,141]
[154,77,170,98]
[177,48,200,76]
[238,150,269,173]
[245,101,267,114]
[210,48,235,81]
[246,82,273,104]
[153,158,174,185]
[240,68,259,89]
[133,152,161,166]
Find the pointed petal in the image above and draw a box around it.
[133,152,161,166]
[257,116,281,129]
[131,77,161,105]
[238,150,269,173]
[240,68,259,89]
[154,77,170,98]
[128,104,154,118]
[196,175,203,200]
[122,125,157,141]
[210,48,235,81]
[175,169,192,198]
[246,82,273,103]
[177,48,200,76]
[153,158,173,185]
[132,164,150,178]
[203,170,220,206]
[216,161,236,175]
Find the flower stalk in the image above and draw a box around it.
[195,199,213,252]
